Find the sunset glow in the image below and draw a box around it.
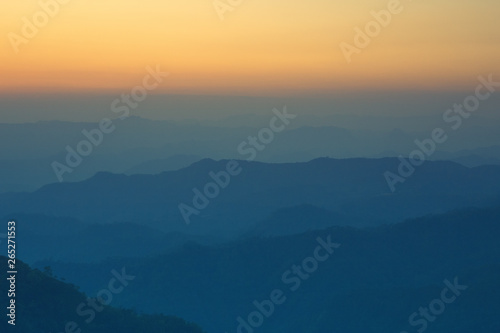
[1,0,499,94]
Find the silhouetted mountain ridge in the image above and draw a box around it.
[2,158,499,239]
[0,257,205,333]
[39,205,500,333]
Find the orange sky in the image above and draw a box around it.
[1,0,499,95]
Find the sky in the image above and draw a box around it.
[1,0,499,97]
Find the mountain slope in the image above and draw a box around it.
[0,257,204,333]
[2,158,500,239]
[38,206,500,333]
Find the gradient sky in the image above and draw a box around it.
[1,0,499,95]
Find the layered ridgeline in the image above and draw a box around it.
[0,257,204,333]
[1,116,499,193]
[2,158,500,263]
[37,206,500,333]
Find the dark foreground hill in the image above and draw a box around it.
[39,206,500,333]
[0,256,204,333]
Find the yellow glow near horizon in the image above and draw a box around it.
[1,0,499,95]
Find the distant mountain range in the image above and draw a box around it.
[3,157,500,264]
[1,117,499,193]
[36,206,500,333]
